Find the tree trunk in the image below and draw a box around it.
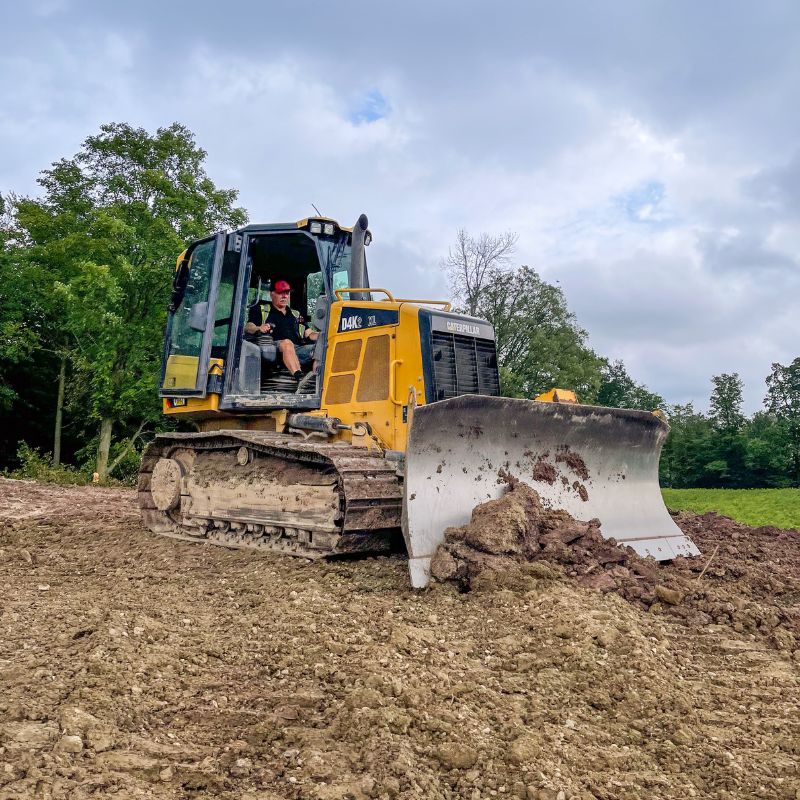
[105,419,147,477]
[96,417,113,480]
[53,356,66,466]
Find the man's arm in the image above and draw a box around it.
[245,304,271,335]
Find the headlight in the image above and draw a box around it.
[310,222,322,234]
[323,223,334,235]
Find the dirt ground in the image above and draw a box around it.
[1,477,798,800]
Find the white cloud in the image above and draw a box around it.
[1,0,799,414]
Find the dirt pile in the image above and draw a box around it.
[430,482,800,652]
[1,478,799,800]
[430,482,669,604]
[666,511,800,642]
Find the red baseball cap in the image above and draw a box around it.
[273,280,291,293]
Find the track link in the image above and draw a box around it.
[138,431,403,557]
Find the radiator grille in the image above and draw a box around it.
[357,335,390,402]
[429,332,500,400]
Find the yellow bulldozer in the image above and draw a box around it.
[139,214,698,586]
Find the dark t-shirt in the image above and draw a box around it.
[248,303,304,345]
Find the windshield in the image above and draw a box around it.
[318,237,352,295]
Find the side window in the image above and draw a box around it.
[332,269,350,293]
[162,236,220,393]
[306,271,324,319]
[166,240,215,359]
[211,253,239,353]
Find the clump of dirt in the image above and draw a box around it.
[531,458,557,485]
[555,448,589,481]
[430,483,800,651]
[430,482,663,606]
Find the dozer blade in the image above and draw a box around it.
[402,395,699,588]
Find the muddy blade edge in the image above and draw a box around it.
[402,395,700,588]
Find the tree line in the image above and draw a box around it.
[1,122,798,487]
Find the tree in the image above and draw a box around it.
[709,373,745,433]
[702,372,748,486]
[0,193,37,411]
[10,123,247,477]
[444,231,605,400]
[659,403,714,487]
[596,359,665,411]
[764,358,800,486]
[743,412,792,487]
[443,229,518,317]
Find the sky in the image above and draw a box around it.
[1,0,798,412]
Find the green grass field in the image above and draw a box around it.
[662,488,800,530]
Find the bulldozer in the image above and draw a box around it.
[139,213,698,587]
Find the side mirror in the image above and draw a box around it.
[188,301,208,332]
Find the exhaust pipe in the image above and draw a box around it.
[349,213,370,302]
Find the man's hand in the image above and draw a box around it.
[305,329,319,342]
[259,323,272,333]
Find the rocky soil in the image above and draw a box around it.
[1,476,798,800]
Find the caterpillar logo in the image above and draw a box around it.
[429,313,494,340]
[446,321,481,335]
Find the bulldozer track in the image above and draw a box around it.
[138,431,404,558]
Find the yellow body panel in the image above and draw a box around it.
[163,359,224,414]
[163,354,202,390]
[319,301,426,452]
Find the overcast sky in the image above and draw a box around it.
[2,0,798,412]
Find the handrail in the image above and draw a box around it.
[333,288,451,311]
[334,287,394,302]
[389,359,404,406]
[394,298,452,311]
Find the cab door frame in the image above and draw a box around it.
[159,232,226,398]
[219,227,331,412]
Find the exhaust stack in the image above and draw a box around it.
[349,213,370,301]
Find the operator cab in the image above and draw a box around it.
[159,216,369,414]
[245,235,318,393]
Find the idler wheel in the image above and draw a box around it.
[150,458,185,511]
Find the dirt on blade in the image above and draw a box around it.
[1,477,799,800]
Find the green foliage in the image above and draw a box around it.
[6,443,90,485]
[662,488,800,529]
[743,412,792,487]
[596,359,665,411]
[6,442,137,487]
[764,358,800,485]
[5,122,247,474]
[0,192,40,410]
[710,373,745,433]
[491,267,606,400]
[660,374,797,489]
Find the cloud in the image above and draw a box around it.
[745,150,800,215]
[1,0,799,414]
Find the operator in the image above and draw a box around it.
[244,280,318,380]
